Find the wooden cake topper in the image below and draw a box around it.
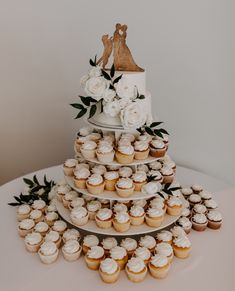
[97,23,144,72]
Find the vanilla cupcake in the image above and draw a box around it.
[102,133,115,144]
[51,220,67,235]
[149,139,167,158]
[62,228,80,243]
[86,174,105,195]
[199,190,212,201]
[38,241,59,264]
[113,212,130,232]
[46,203,57,213]
[129,205,145,225]
[204,199,218,210]
[62,191,78,208]
[161,166,175,184]
[82,235,99,254]
[191,184,203,194]
[137,164,149,173]
[56,185,71,202]
[63,158,77,176]
[62,239,82,261]
[44,211,58,226]
[17,204,31,221]
[148,254,170,278]
[75,135,88,152]
[181,188,193,199]
[44,230,62,248]
[181,207,191,218]
[73,168,90,189]
[207,210,222,229]
[87,200,101,220]
[34,221,49,236]
[171,226,187,238]
[32,200,46,213]
[104,171,119,191]
[145,207,165,227]
[134,141,149,160]
[132,199,147,209]
[121,133,136,143]
[80,140,97,159]
[193,204,207,215]
[120,238,137,257]
[18,218,35,237]
[70,207,89,226]
[101,237,118,255]
[115,178,134,198]
[139,235,156,253]
[96,142,114,163]
[125,257,147,282]
[150,197,166,212]
[99,198,110,208]
[132,171,147,191]
[133,247,151,265]
[91,165,107,175]
[119,166,133,178]
[172,236,191,259]
[191,213,208,231]
[24,232,43,252]
[155,243,173,263]
[115,144,134,164]
[68,197,85,211]
[148,170,163,183]
[188,194,202,207]
[167,196,182,216]
[85,246,105,270]
[113,202,128,213]
[156,230,173,244]
[110,246,128,269]
[95,208,113,229]
[29,209,44,223]
[99,258,120,283]
[137,133,152,143]
[177,217,192,234]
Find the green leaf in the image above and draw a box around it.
[89,104,97,118]
[165,183,171,190]
[33,175,39,185]
[150,121,163,128]
[89,58,95,67]
[145,127,154,136]
[101,70,111,80]
[87,97,97,103]
[94,55,97,65]
[8,202,21,206]
[80,96,91,106]
[109,84,114,90]
[75,108,87,119]
[138,94,145,99]
[14,196,21,203]
[159,128,169,135]
[110,64,115,78]
[157,192,165,199]
[23,178,33,187]
[70,103,84,110]
[169,187,181,191]
[154,129,164,138]
[113,74,122,84]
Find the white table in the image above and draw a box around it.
[0,165,234,291]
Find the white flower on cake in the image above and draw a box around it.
[84,77,109,100]
[118,97,131,109]
[88,66,102,78]
[102,89,116,103]
[103,100,120,117]
[120,100,147,129]
[115,77,137,99]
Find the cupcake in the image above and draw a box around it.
[38,241,59,264]
[191,213,208,231]
[188,194,202,207]
[44,230,62,248]
[145,207,165,227]
[34,221,49,236]
[102,134,115,144]
[24,232,43,252]
[115,144,134,164]
[193,204,207,215]
[95,208,113,229]
[177,217,192,234]
[134,141,150,160]
[120,238,137,257]
[139,235,156,253]
[148,170,163,184]
[161,166,175,184]
[113,202,128,213]
[133,247,151,265]
[87,200,101,220]
[70,207,89,226]
[115,178,135,198]
[91,165,107,175]
[113,212,130,232]
[156,230,173,244]
[96,142,114,163]
[125,257,147,282]
[170,226,187,238]
[56,185,71,202]
[52,220,67,235]
[137,133,152,143]
[88,132,102,142]
[150,197,166,212]
[84,246,105,270]
[199,190,212,201]
[63,158,77,176]
[17,204,31,221]
[137,164,149,173]
[45,211,59,226]
[29,209,44,223]
[181,207,191,218]
[148,254,170,279]
[82,235,99,254]
[164,160,176,173]
[18,218,35,237]
[119,167,133,178]
[191,184,203,194]
[110,246,128,270]
[129,205,145,225]
[68,197,85,211]
[181,188,193,199]
[62,228,80,243]
[62,239,82,261]
[204,199,218,210]
[167,197,182,216]
[149,139,166,158]
[80,140,97,159]
[172,236,191,259]
[73,168,90,189]
[75,135,87,152]
[120,133,136,143]
[62,191,78,208]
[99,198,111,208]
[99,258,120,283]
[132,199,148,209]
[46,202,57,213]
[132,171,147,191]
[207,210,222,229]
[32,200,46,213]
[86,174,105,195]
[101,237,118,255]
[155,243,173,263]
[104,171,119,191]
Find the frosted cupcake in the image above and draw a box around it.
[62,191,78,208]
[170,226,187,238]
[34,221,49,236]
[167,197,182,216]
[51,219,67,235]
[148,254,170,279]
[91,165,107,175]
[172,236,191,259]
[82,234,99,254]
[115,178,135,198]
[156,230,173,244]
[113,212,130,232]
[137,133,152,143]
[96,142,114,163]
[44,211,59,226]
[56,185,71,202]
[73,168,90,189]
[75,135,88,152]
[119,166,133,178]
[155,243,173,263]
[113,202,128,213]
[145,207,165,227]
[132,171,147,191]
[32,200,46,213]
[207,210,222,229]
[115,144,135,164]
[137,164,149,173]
[29,209,44,223]
[161,166,175,184]
[17,204,31,221]
[191,213,208,231]
[149,139,166,158]
[104,171,119,191]
[134,141,150,160]
[204,199,218,210]
[150,197,166,212]
[120,238,137,257]
[181,207,191,218]
[191,184,203,194]
[199,190,212,201]
[129,205,145,225]
[62,228,80,243]
[120,133,136,143]
[193,204,207,215]
[38,241,59,264]
[125,257,147,282]
[87,200,101,220]
[139,235,156,253]
[181,188,193,199]
[95,208,113,229]
[188,194,202,207]
[84,246,105,270]
[101,237,118,255]
[68,197,86,211]
[24,232,43,252]
[99,258,120,283]
[63,158,77,176]
[148,170,163,184]
[177,217,192,234]
[132,199,148,209]
[18,218,35,237]
[99,198,110,208]
[62,239,82,261]
[110,246,128,270]
[86,174,105,195]
[44,230,62,248]
[80,140,97,159]
[133,247,151,265]
[70,207,89,226]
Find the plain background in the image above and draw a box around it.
[0,0,234,186]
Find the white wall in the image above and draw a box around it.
[0,0,234,185]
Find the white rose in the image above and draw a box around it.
[103,100,120,117]
[84,77,108,100]
[118,97,131,109]
[120,100,147,129]
[103,89,116,103]
[115,77,137,99]
[89,66,102,77]
[80,74,89,89]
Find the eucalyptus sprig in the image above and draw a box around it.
[8,175,55,207]
[137,121,169,138]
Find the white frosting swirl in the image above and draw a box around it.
[53,220,67,232]
[83,235,99,247]
[30,210,42,220]
[173,236,191,248]
[45,230,60,242]
[34,222,49,232]
[75,163,90,171]
[81,140,97,150]
[78,127,92,137]
[148,170,163,181]
[192,184,203,192]
[121,133,136,142]
[88,132,101,141]
[110,246,127,260]
[118,145,134,155]
[181,188,193,196]
[87,200,101,212]
[142,182,160,195]
[193,204,207,214]
[102,237,117,250]
[200,190,212,200]
[104,171,119,180]
[181,208,191,217]
[192,213,207,224]
[161,166,174,176]
[18,204,31,215]
[189,194,202,203]
[70,197,85,208]
[178,217,192,228]
[115,211,129,223]
[157,230,173,242]
[63,229,80,241]
[147,207,164,218]
[150,254,168,267]
[113,203,128,213]
[134,141,149,151]
[121,238,137,251]
[25,232,42,245]
[47,204,57,212]
[45,211,58,221]
[150,198,165,209]
[137,164,149,173]
[40,241,57,256]
[149,161,162,170]
[204,199,218,209]
[100,258,118,274]
[155,243,173,257]
[139,235,156,249]
[64,159,77,168]
[132,199,147,208]
[119,167,133,178]
[137,134,152,142]
[71,206,88,220]
[19,218,35,230]
[97,143,113,154]
[171,226,186,237]
[127,257,145,273]
[87,174,103,185]
[74,168,90,179]
[116,178,133,189]
[167,197,182,207]
[64,191,78,201]
[87,246,104,259]
[150,139,165,149]
[32,200,46,210]
[63,239,80,254]
[130,205,145,217]
[132,171,147,182]
[207,210,222,221]
[134,247,151,261]
[92,165,107,175]
[96,208,112,220]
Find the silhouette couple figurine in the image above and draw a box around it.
[97,23,144,72]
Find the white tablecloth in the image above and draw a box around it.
[0,165,234,291]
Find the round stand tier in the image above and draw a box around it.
[65,176,162,201]
[86,118,134,132]
[56,200,180,236]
